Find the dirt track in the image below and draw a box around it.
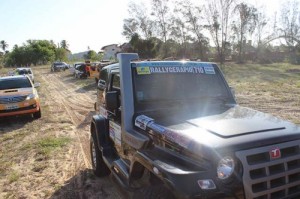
[1,63,300,199]
[0,66,126,199]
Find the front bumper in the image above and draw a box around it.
[137,148,245,199]
[0,99,40,117]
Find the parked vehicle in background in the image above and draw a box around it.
[69,62,84,75]
[15,67,34,83]
[0,75,41,119]
[74,64,88,79]
[94,61,116,83]
[51,62,69,72]
[91,53,300,199]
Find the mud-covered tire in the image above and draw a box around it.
[90,135,110,177]
[133,185,175,199]
[33,109,41,119]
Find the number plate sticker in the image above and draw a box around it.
[5,104,19,110]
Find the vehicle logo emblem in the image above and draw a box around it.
[270,148,281,159]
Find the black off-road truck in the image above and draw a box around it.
[90,53,300,199]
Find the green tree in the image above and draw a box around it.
[129,33,162,59]
[122,18,139,39]
[0,40,8,53]
[4,40,56,66]
[60,40,70,52]
[84,50,101,61]
[55,48,68,61]
[29,40,56,65]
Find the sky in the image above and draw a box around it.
[0,0,283,54]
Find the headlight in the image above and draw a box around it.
[217,156,235,180]
[26,93,35,100]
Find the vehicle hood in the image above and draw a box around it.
[0,87,34,97]
[135,105,300,156]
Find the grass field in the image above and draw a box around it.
[222,62,300,124]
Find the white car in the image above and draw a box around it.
[15,68,34,83]
[69,62,84,75]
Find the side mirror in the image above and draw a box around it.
[97,79,106,90]
[230,87,235,99]
[106,91,119,112]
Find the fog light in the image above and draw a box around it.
[197,179,216,189]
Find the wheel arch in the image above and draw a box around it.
[130,161,146,181]
[91,114,109,149]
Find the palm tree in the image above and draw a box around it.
[60,40,70,51]
[0,40,8,52]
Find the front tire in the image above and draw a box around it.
[33,109,41,119]
[90,135,110,177]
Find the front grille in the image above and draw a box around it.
[236,140,300,199]
[0,104,36,113]
[0,96,27,104]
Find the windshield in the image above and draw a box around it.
[54,62,65,66]
[0,78,32,90]
[17,69,32,75]
[133,63,231,104]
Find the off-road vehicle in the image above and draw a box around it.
[90,53,300,199]
[51,62,69,72]
[0,75,41,119]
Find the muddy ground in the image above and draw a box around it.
[1,63,300,199]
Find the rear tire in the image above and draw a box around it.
[33,109,41,119]
[90,135,110,177]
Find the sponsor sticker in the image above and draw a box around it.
[135,115,154,130]
[136,62,214,75]
[162,130,190,148]
[148,66,204,74]
[204,66,215,74]
[136,66,151,75]
[109,122,122,146]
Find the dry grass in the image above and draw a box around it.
[223,62,300,124]
[0,66,78,199]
